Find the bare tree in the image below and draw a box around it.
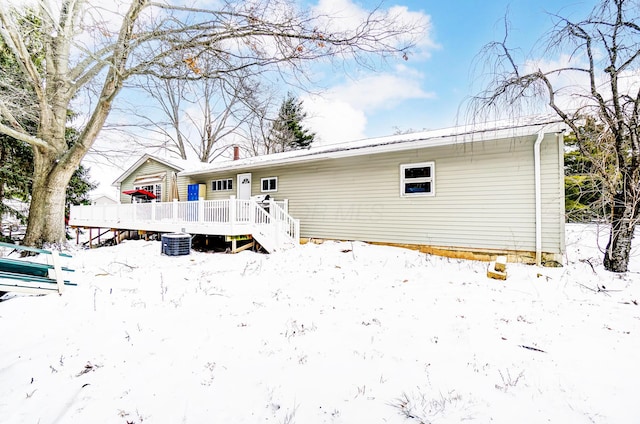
[0,0,424,246]
[132,58,262,163]
[134,76,191,160]
[239,89,279,157]
[469,0,640,272]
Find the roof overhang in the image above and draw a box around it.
[112,154,185,186]
[133,173,166,186]
[180,119,567,177]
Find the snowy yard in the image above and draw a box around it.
[1,224,639,423]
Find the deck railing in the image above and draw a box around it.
[69,197,299,251]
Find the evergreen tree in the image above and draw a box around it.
[0,20,95,239]
[564,118,618,223]
[64,126,96,220]
[0,130,96,238]
[564,127,604,223]
[66,165,96,220]
[268,93,315,153]
[0,136,32,224]
[0,14,37,231]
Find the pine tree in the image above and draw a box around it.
[0,136,32,223]
[65,165,96,220]
[564,138,604,223]
[1,29,95,239]
[564,118,618,223]
[268,93,315,153]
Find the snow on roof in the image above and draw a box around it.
[180,116,567,177]
[112,153,199,185]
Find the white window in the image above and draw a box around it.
[261,177,278,192]
[135,183,162,200]
[211,178,233,191]
[400,162,434,196]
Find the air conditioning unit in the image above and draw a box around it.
[161,233,191,256]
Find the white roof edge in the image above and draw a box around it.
[112,154,187,186]
[179,118,567,177]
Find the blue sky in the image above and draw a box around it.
[84,0,601,193]
[301,0,600,143]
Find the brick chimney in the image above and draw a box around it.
[233,145,240,161]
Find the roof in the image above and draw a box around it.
[91,194,118,203]
[180,117,567,177]
[112,154,193,186]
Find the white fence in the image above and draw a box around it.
[69,197,299,251]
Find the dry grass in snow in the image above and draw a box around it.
[0,223,639,423]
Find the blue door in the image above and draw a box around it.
[187,184,200,201]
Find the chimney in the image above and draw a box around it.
[233,145,240,161]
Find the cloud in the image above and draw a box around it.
[523,53,640,114]
[303,96,367,144]
[312,0,438,60]
[333,65,435,111]
[296,0,437,144]
[302,65,435,144]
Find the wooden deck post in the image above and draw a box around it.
[172,199,178,222]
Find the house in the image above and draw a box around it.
[113,153,189,203]
[70,119,566,264]
[91,194,118,206]
[1,198,29,240]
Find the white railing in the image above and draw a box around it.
[268,199,299,245]
[70,197,300,251]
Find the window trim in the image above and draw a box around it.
[260,177,278,193]
[400,161,435,197]
[134,183,162,200]
[211,178,233,192]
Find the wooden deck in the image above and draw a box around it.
[69,197,300,252]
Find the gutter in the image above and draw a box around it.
[534,130,544,266]
[180,121,567,177]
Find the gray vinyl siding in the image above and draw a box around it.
[180,133,564,255]
[208,176,237,200]
[178,175,237,201]
[177,175,193,201]
[119,160,176,203]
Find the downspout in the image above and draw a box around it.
[534,130,544,266]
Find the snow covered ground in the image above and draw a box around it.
[1,223,638,423]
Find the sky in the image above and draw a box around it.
[82,0,601,195]
[300,0,600,144]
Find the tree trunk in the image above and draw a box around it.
[603,194,636,272]
[23,148,75,247]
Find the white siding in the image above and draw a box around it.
[120,160,174,203]
[179,133,564,255]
